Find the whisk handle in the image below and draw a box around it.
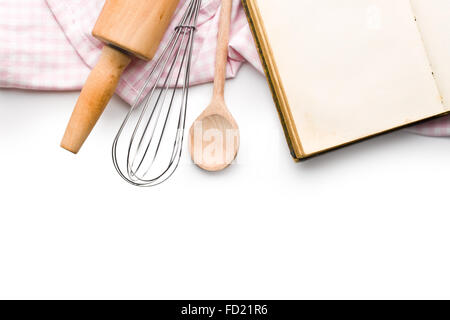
[61,46,131,154]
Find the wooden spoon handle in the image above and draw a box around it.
[61,46,131,154]
[213,0,233,99]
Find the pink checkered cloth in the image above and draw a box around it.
[0,0,448,136]
[0,0,262,103]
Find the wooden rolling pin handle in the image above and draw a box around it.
[61,46,131,154]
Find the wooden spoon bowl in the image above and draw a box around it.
[189,100,240,171]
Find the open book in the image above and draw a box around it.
[242,0,450,160]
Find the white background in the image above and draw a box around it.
[1,65,450,299]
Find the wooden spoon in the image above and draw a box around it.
[189,0,239,171]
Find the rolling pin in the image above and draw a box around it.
[61,0,180,154]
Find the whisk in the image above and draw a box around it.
[112,0,201,187]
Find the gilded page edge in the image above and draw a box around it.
[241,0,305,160]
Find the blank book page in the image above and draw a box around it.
[257,0,445,155]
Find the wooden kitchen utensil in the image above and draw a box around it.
[189,0,239,171]
[61,0,180,154]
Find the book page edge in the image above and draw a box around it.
[242,0,305,160]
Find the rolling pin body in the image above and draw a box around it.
[61,0,180,154]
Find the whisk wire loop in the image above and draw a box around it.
[112,0,201,187]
